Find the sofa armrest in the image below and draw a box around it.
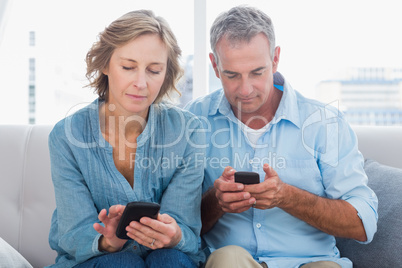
[336,159,402,267]
[0,124,56,267]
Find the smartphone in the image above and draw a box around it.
[234,171,260,185]
[115,201,161,240]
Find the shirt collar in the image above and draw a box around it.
[134,104,155,147]
[208,89,231,116]
[272,78,301,128]
[209,75,301,129]
[90,98,156,148]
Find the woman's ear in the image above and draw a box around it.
[102,66,109,76]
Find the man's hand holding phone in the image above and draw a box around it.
[249,163,287,210]
[214,165,283,212]
[234,164,286,211]
[213,167,258,213]
[234,171,260,185]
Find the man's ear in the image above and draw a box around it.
[209,53,220,78]
[272,46,281,73]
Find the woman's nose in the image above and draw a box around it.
[133,71,147,89]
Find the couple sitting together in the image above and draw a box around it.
[44,6,377,268]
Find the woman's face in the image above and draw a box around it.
[103,34,168,119]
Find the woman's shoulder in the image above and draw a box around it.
[50,100,98,141]
[155,102,202,124]
[151,102,205,146]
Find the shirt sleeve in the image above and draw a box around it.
[157,115,206,263]
[318,117,378,243]
[48,122,104,263]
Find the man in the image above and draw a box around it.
[185,6,378,268]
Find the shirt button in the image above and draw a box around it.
[256,223,261,228]
[133,246,137,250]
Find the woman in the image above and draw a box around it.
[46,10,205,268]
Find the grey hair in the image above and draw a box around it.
[210,5,276,62]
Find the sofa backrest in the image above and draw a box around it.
[0,124,401,268]
[0,125,56,267]
[353,125,402,169]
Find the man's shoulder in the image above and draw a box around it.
[184,89,223,116]
[295,90,344,122]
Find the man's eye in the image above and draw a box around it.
[253,72,262,76]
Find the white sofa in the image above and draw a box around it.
[0,125,56,268]
[0,124,401,267]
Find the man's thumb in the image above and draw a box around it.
[263,163,277,179]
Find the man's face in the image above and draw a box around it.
[210,33,280,122]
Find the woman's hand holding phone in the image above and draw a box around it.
[125,209,182,249]
[115,202,160,240]
[93,204,127,252]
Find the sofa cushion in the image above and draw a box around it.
[336,159,402,267]
[0,237,32,268]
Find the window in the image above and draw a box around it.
[1,0,401,125]
[0,0,194,124]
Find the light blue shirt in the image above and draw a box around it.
[47,99,206,267]
[185,78,378,268]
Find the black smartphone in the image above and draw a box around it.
[115,201,161,240]
[234,171,260,185]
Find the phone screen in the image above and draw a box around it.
[234,171,260,185]
[115,202,160,240]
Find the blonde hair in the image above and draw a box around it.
[86,10,183,102]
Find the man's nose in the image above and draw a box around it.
[239,78,253,96]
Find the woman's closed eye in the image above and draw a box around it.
[122,66,134,70]
[121,65,163,75]
[148,69,161,75]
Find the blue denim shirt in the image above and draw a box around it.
[47,99,206,267]
[185,77,378,268]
